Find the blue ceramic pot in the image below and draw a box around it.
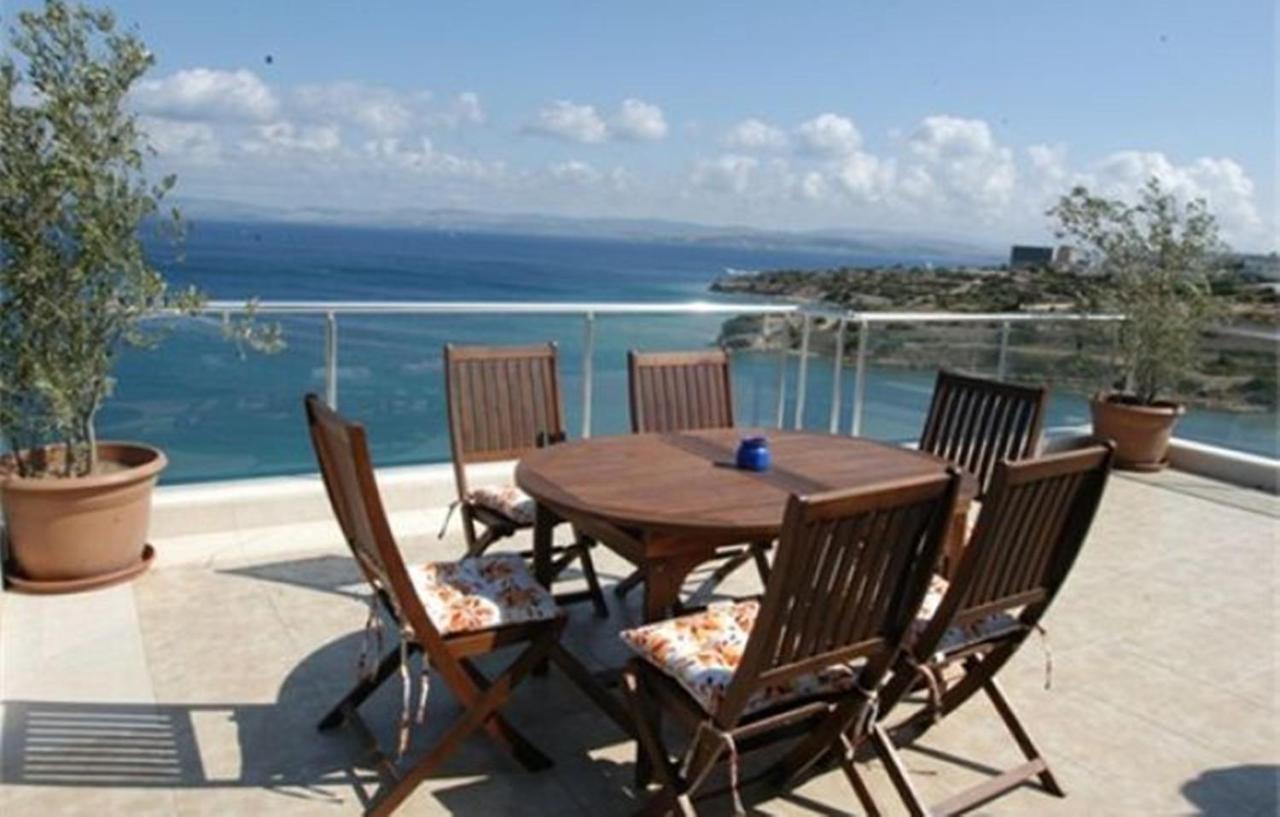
[735,436,771,472]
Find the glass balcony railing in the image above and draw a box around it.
[98,302,1277,485]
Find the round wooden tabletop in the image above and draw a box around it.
[516,428,972,540]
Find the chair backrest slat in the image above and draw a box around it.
[940,441,1113,631]
[444,343,565,495]
[919,370,1048,496]
[718,471,961,724]
[629,349,734,434]
[304,394,436,639]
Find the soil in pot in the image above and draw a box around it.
[1090,394,1185,471]
[2,442,167,593]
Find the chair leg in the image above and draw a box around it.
[548,641,633,736]
[705,549,752,587]
[982,678,1064,797]
[317,646,410,731]
[614,566,645,598]
[869,723,931,817]
[365,631,558,817]
[458,659,553,772]
[836,733,882,817]
[573,536,610,618]
[749,541,771,584]
[622,665,686,803]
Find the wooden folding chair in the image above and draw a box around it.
[874,440,1115,816]
[304,395,624,816]
[620,468,962,816]
[615,349,772,603]
[443,342,607,616]
[919,369,1049,571]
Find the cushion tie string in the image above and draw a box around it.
[905,654,944,723]
[688,722,745,816]
[397,632,412,758]
[437,499,460,539]
[849,682,881,739]
[356,589,385,682]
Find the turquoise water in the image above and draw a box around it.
[99,221,1278,484]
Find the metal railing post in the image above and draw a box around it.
[828,316,847,433]
[774,315,788,429]
[850,318,870,436]
[581,311,595,438]
[996,320,1011,380]
[792,313,813,429]
[324,311,338,408]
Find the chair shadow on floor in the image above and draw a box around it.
[1181,765,1280,816]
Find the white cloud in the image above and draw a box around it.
[244,122,342,154]
[612,98,668,141]
[901,115,1016,211]
[832,152,894,201]
[723,118,788,151]
[133,68,278,122]
[1087,151,1262,243]
[794,113,862,157]
[450,91,485,126]
[526,100,609,143]
[692,154,758,194]
[293,82,417,135]
[141,117,221,164]
[550,159,603,185]
[362,136,503,181]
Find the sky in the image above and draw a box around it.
[4,0,1277,249]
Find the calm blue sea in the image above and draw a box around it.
[100,220,1278,484]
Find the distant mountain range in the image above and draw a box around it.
[170,196,1003,262]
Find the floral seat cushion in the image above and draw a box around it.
[620,601,860,716]
[914,574,1021,654]
[467,484,537,526]
[406,554,557,635]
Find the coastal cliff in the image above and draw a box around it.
[712,264,1278,412]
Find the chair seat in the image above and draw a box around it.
[621,601,860,716]
[915,574,1021,654]
[407,554,558,635]
[468,484,537,526]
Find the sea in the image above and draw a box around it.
[101,220,1278,485]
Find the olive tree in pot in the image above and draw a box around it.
[0,1,278,592]
[1049,178,1224,471]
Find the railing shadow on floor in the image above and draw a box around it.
[0,622,634,809]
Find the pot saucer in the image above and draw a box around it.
[4,544,155,595]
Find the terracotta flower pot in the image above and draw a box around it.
[2,442,166,593]
[1089,394,1185,472]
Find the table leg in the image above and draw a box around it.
[533,504,555,676]
[642,553,705,623]
[533,503,555,591]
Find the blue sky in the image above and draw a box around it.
[7,0,1276,247]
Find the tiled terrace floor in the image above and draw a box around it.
[1,470,1277,815]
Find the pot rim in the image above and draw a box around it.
[1,441,168,491]
[1091,392,1186,417]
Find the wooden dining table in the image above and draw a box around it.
[516,428,978,622]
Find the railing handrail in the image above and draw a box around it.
[195,299,1126,323]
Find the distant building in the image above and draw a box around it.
[1052,245,1080,270]
[1009,245,1053,269]
[1010,244,1084,272]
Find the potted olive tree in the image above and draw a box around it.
[1050,178,1224,470]
[0,1,276,592]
